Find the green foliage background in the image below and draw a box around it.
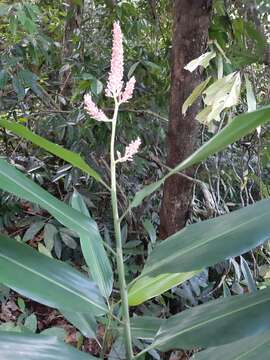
[1,1,270,359]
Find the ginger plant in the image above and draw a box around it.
[84,21,138,359]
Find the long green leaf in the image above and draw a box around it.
[128,272,197,306]
[0,234,107,316]
[0,159,112,296]
[61,310,97,339]
[0,331,97,359]
[194,332,270,360]
[71,190,113,298]
[128,198,270,305]
[130,316,164,341]
[130,105,270,209]
[0,119,107,187]
[152,287,270,351]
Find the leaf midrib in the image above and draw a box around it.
[80,234,109,297]
[0,251,106,312]
[154,291,270,348]
[0,162,97,236]
[0,161,113,300]
[0,119,101,181]
[234,337,270,360]
[143,208,268,277]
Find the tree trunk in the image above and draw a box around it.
[159,0,212,239]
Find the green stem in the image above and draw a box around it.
[100,306,113,359]
[119,207,130,223]
[110,100,134,359]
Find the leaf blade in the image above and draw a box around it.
[129,198,270,304]
[182,77,211,115]
[130,105,270,209]
[184,51,216,72]
[0,234,107,316]
[0,119,105,185]
[0,159,112,295]
[71,190,113,299]
[130,316,164,341]
[153,287,270,351]
[61,310,97,339]
[0,331,97,359]
[194,332,270,360]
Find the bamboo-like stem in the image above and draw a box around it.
[110,99,133,359]
[100,307,113,359]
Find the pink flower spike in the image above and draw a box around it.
[105,21,124,98]
[120,76,136,103]
[84,94,110,122]
[117,137,141,163]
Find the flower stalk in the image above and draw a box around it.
[110,98,134,359]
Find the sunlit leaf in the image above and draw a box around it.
[184,51,216,72]
[182,77,211,115]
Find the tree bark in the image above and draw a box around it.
[159,0,212,239]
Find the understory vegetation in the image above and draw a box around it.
[1,1,270,359]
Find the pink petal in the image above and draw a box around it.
[105,22,124,98]
[84,94,109,122]
[117,137,141,163]
[120,76,136,103]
